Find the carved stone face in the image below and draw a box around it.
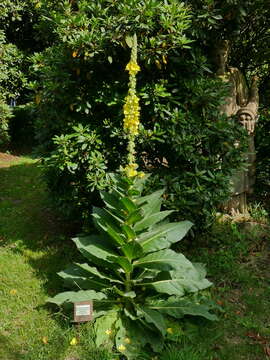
[213,48,229,70]
[239,113,252,122]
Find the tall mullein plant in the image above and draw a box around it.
[48,35,216,359]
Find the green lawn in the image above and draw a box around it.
[0,155,269,359]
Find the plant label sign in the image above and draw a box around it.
[74,301,93,322]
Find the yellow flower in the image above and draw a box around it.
[9,289,17,295]
[118,344,126,352]
[42,336,48,344]
[124,162,139,178]
[105,329,112,335]
[125,61,141,74]
[70,337,78,346]
[123,93,140,135]
[124,337,131,344]
[166,327,174,334]
[72,51,78,58]
[138,171,145,178]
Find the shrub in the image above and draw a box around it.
[0,29,26,148]
[33,1,247,229]
[0,97,12,148]
[254,109,270,210]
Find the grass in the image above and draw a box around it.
[0,154,270,359]
[0,156,115,360]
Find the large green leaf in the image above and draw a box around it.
[108,256,133,273]
[72,235,119,270]
[137,265,211,296]
[75,263,124,285]
[137,221,193,252]
[121,241,143,261]
[58,263,111,291]
[136,189,164,216]
[92,206,120,232]
[134,210,174,232]
[94,309,119,347]
[120,197,138,214]
[148,298,218,321]
[47,290,107,306]
[170,264,212,294]
[121,224,136,240]
[92,207,124,244]
[115,315,164,359]
[133,249,183,271]
[126,208,143,225]
[100,191,122,211]
[137,306,167,335]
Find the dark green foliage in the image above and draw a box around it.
[254,109,270,210]
[9,104,36,150]
[44,124,108,220]
[32,1,247,229]
[0,30,26,148]
[48,174,216,359]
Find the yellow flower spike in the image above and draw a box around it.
[125,61,141,74]
[118,344,126,352]
[124,337,131,344]
[166,327,174,334]
[105,329,112,335]
[70,337,78,346]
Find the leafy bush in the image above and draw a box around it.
[44,124,108,219]
[48,175,216,359]
[0,97,12,148]
[254,109,270,210]
[32,1,247,229]
[0,29,26,148]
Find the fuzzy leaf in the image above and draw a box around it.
[148,298,218,321]
[47,290,107,306]
[138,221,193,252]
[73,235,119,270]
[121,241,143,261]
[58,264,111,291]
[138,306,167,335]
[108,256,133,273]
[136,189,164,216]
[134,210,174,232]
[121,224,136,240]
[120,197,138,213]
[94,309,118,346]
[126,209,143,225]
[134,249,183,271]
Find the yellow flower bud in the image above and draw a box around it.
[118,344,126,351]
[70,337,78,345]
[166,327,174,334]
[124,337,131,344]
